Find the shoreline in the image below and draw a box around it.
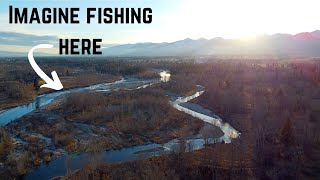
[24,86,232,179]
[0,76,122,112]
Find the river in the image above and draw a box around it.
[0,78,156,125]
[0,73,240,180]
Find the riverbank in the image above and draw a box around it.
[0,74,121,111]
[62,143,255,180]
[0,77,228,179]
[23,85,236,180]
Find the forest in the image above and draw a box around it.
[0,57,320,179]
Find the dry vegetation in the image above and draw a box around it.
[0,59,211,178]
[63,59,320,180]
[61,88,205,144]
[0,58,124,110]
[2,58,320,179]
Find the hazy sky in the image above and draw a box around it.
[0,0,320,52]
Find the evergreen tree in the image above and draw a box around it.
[280,118,294,146]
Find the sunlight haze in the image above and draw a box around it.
[0,0,319,46]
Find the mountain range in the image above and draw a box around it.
[102,30,320,58]
[1,30,320,58]
[0,51,52,57]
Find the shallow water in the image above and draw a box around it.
[24,138,220,180]
[170,86,240,143]
[0,73,240,179]
[24,85,239,180]
[0,78,157,125]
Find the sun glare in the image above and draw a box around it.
[167,0,320,40]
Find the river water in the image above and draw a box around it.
[0,78,157,125]
[0,73,240,180]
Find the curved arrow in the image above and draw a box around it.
[28,44,63,90]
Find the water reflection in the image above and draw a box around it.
[1,74,241,180]
[1,73,173,125]
[160,71,171,82]
[24,138,213,180]
[170,85,240,143]
[24,85,240,180]
[0,78,157,125]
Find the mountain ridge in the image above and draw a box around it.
[1,31,320,58]
[102,30,320,57]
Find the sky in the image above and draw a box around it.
[0,0,320,53]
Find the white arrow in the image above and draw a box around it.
[28,44,63,90]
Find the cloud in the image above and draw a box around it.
[0,32,58,46]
